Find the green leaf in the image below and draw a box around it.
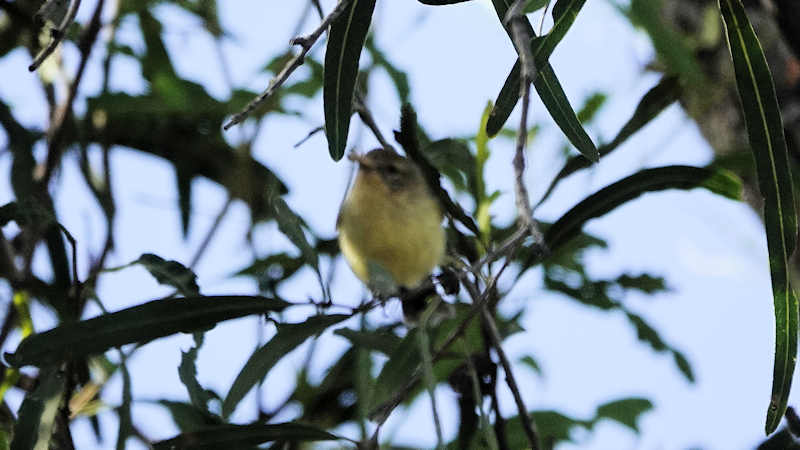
[153,422,344,449]
[524,0,548,13]
[418,0,472,4]
[594,398,653,433]
[368,328,422,414]
[422,138,477,195]
[629,0,704,85]
[719,0,799,434]
[519,355,544,377]
[10,367,64,450]
[545,165,742,252]
[576,92,607,124]
[323,0,377,160]
[222,314,350,418]
[269,196,318,271]
[6,296,290,367]
[157,400,222,433]
[486,0,597,162]
[334,327,402,355]
[538,76,681,206]
[178,334,217,415]
[365,38,410,103]
[136,253,200,297]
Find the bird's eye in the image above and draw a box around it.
[385,164,400,175]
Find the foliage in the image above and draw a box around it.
[0,0,797,448]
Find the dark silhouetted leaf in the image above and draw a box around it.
[545,165,742,252]
[223,314,350,418]
[538,76,681,206]
[7,296,290,367]
[136,253,200,297]
[10,367,64,450]
[323,0,377,160]
[334,327,402,355]
[153,422,344,450]
[157,400,222,433]
[720,0,799,434]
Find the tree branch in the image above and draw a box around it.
[28,0,83,71]
[224,0,352,130]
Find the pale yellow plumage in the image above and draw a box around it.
[337,149,445,291]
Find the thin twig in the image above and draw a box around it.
[224,0,352,130]
[29,0,83,71]
[354,93,394,150]
[369,261,513,425]
[479,305,540,450]
[294,125,324,148]
[189,195,233,269]
[538,0,551,36]
[42,0,106,184]
[504,1,545,246]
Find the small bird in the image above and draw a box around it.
[337,148,445,295]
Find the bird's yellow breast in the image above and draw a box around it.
[337,170,445,289]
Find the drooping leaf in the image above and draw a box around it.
[365,37,410,103]
[157,400,223,433]
[178,334,217,415]
[153,422,344,450]
[486,0,597,162]
[538,75,681,206]
[334,327,402,355]
[136,253,200,297]
[269,196,318,271]
[719,0,799,434]
[323,0,377,160]
[10,367,64,450]
[594,398,653,433]
[545,165,742,252]
[422,138,477,196]
[7,296,290,367]
[222,314,350,418]
[576,92,607,124]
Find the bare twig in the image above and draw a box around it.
[354,93,394,150]
[224,0,352,130]
[479,305,540,450]
[29,0,83,71]
[504,1,545,246]
[189,196,233,269]
[294,125,324,148]
[42,0,106,184]
[538,0,552,36]
[369,261,513,425]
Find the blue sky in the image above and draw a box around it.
[0,0,791,448]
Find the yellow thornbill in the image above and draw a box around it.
[337,148,445,294]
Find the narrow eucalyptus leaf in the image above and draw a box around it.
[7,296,290,367]
[719,0,798,434]
[153,422,343,450]
[222,314,350,418]
[10,367,64,450]
[545,165,742,252]
[324,0,377,160]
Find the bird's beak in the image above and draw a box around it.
[348,152,371,168]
